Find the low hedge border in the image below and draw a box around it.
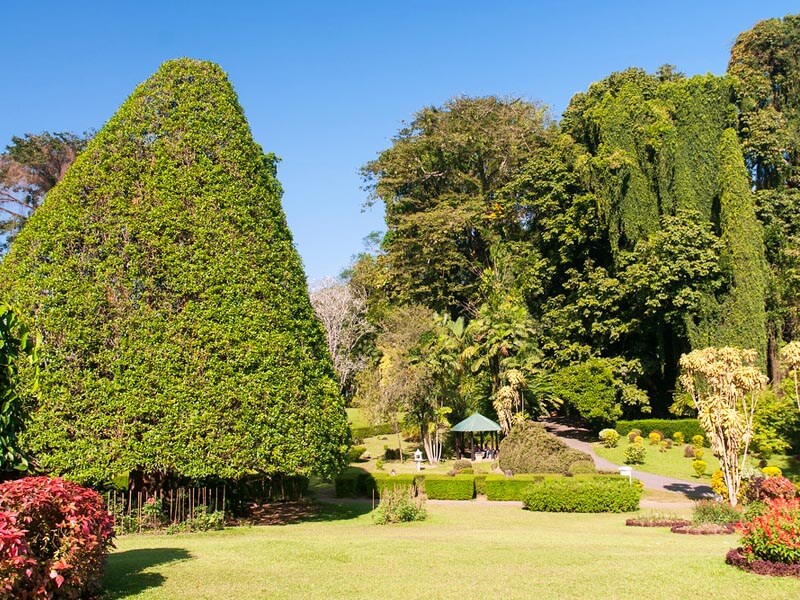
[726,548,800,577]
[424,475,475,500]
[350,424,395,441]
[523,476,641,512]
[615,419,705,445]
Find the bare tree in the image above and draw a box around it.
[310,277,373,397]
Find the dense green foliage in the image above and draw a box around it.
[423,474,475,500]
[484,474,551,501]
[523,476,641,512]
[0,304,38,475]
[497,421,592,474]
[0,59,348,485]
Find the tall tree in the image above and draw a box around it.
[0,132,89,251]
[362,96,553,315]
[0,59,348,485]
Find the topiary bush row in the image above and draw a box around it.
[0,476,115,598]
[523,476,642,513]
[335,470,636,505]
[615,420,706,445]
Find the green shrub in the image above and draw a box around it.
[424,475,475,500]
[624,443,646,465]
[498,421,593,475]
[692,500,742,525]
[346,446,367,463]
[375,459,385,470]
[334,468,376,498]
[351,424,395,440]
[648,431,662,445]
[568,460,597,475]
[474,475,487,496]
[523,477,641,512]
[626,429,642,443]
[383,446,401,461]
[616,420,705,444]
[692,447,705,460]
[598,429,620,448]
[452,459,472,471]
[166,505,225,534]
[692,434,705,448]
[762,466,783,478]
[372,487,426,525]
[692,459,707,477]
[633,435,644,444]
[673,432,685,445]
[373,473,417,497]
[659,439,672,451]
[485,474,549,501]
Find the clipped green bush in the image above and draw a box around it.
[346,446,367,463]
[692,459,707,477]
[334,468,376,498]
[474,475,487,496]
[0,59,349,483]
[673,432,685,445]
[498,421,592,475]
[598,429,620,448]
[568,460,597,475]
[523,477,641,512]
[424,475,475,500]
[624,443,646,465]
[485,474,549,501]
[351,424,395,440]
[616,420,705,444]
[373,473,418,497]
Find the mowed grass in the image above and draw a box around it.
[104,501,800,599]
[594,439,721,480]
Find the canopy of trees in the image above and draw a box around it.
[0,59,348,485]
[351,13,800,431]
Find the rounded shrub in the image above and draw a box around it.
[673,431,685,445]
[498,421,592,475]
[627,429,642,443]
[692,459,707,477]
[648,431,663,445]
[372,487,426,524]
[692,434,705,448]
[761,466,783,478]
[684,445,696,458]
[692,447,705,460]
[624,443,646,465]
[0,476,115,598]
[599,429,620,448]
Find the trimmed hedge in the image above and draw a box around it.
[615,420,705,445]
[474,475,487,497]
[373,473,419,497]
[334,468,376,498]
[523,477,641,512]
[485,475,550,501]
[424,475,475,500]
[351,424,395,440]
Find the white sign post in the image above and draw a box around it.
[618,465,633,484]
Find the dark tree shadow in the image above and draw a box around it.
[540,417,597,443]
[663,482,715,499]
[238,499,373,526]
[103,547,192,599]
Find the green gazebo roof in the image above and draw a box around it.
[450,412,501,432]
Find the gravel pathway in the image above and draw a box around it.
[542,418,714,503]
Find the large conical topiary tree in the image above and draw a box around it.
[0,59,349,485]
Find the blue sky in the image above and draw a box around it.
[3,1,798,281]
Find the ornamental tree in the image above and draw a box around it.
[679,347,768,506]
[0,59,348,485]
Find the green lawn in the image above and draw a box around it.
[594,439,721,480]
[104,501,800,599]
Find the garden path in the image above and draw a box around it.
[542,418,715,506]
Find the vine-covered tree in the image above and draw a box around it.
[0,59,348,485]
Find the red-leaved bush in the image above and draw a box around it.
[736,497,800,565]
[752,476,798,502]
[0,476,115,599]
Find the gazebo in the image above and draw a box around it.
[450,412,502,460]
